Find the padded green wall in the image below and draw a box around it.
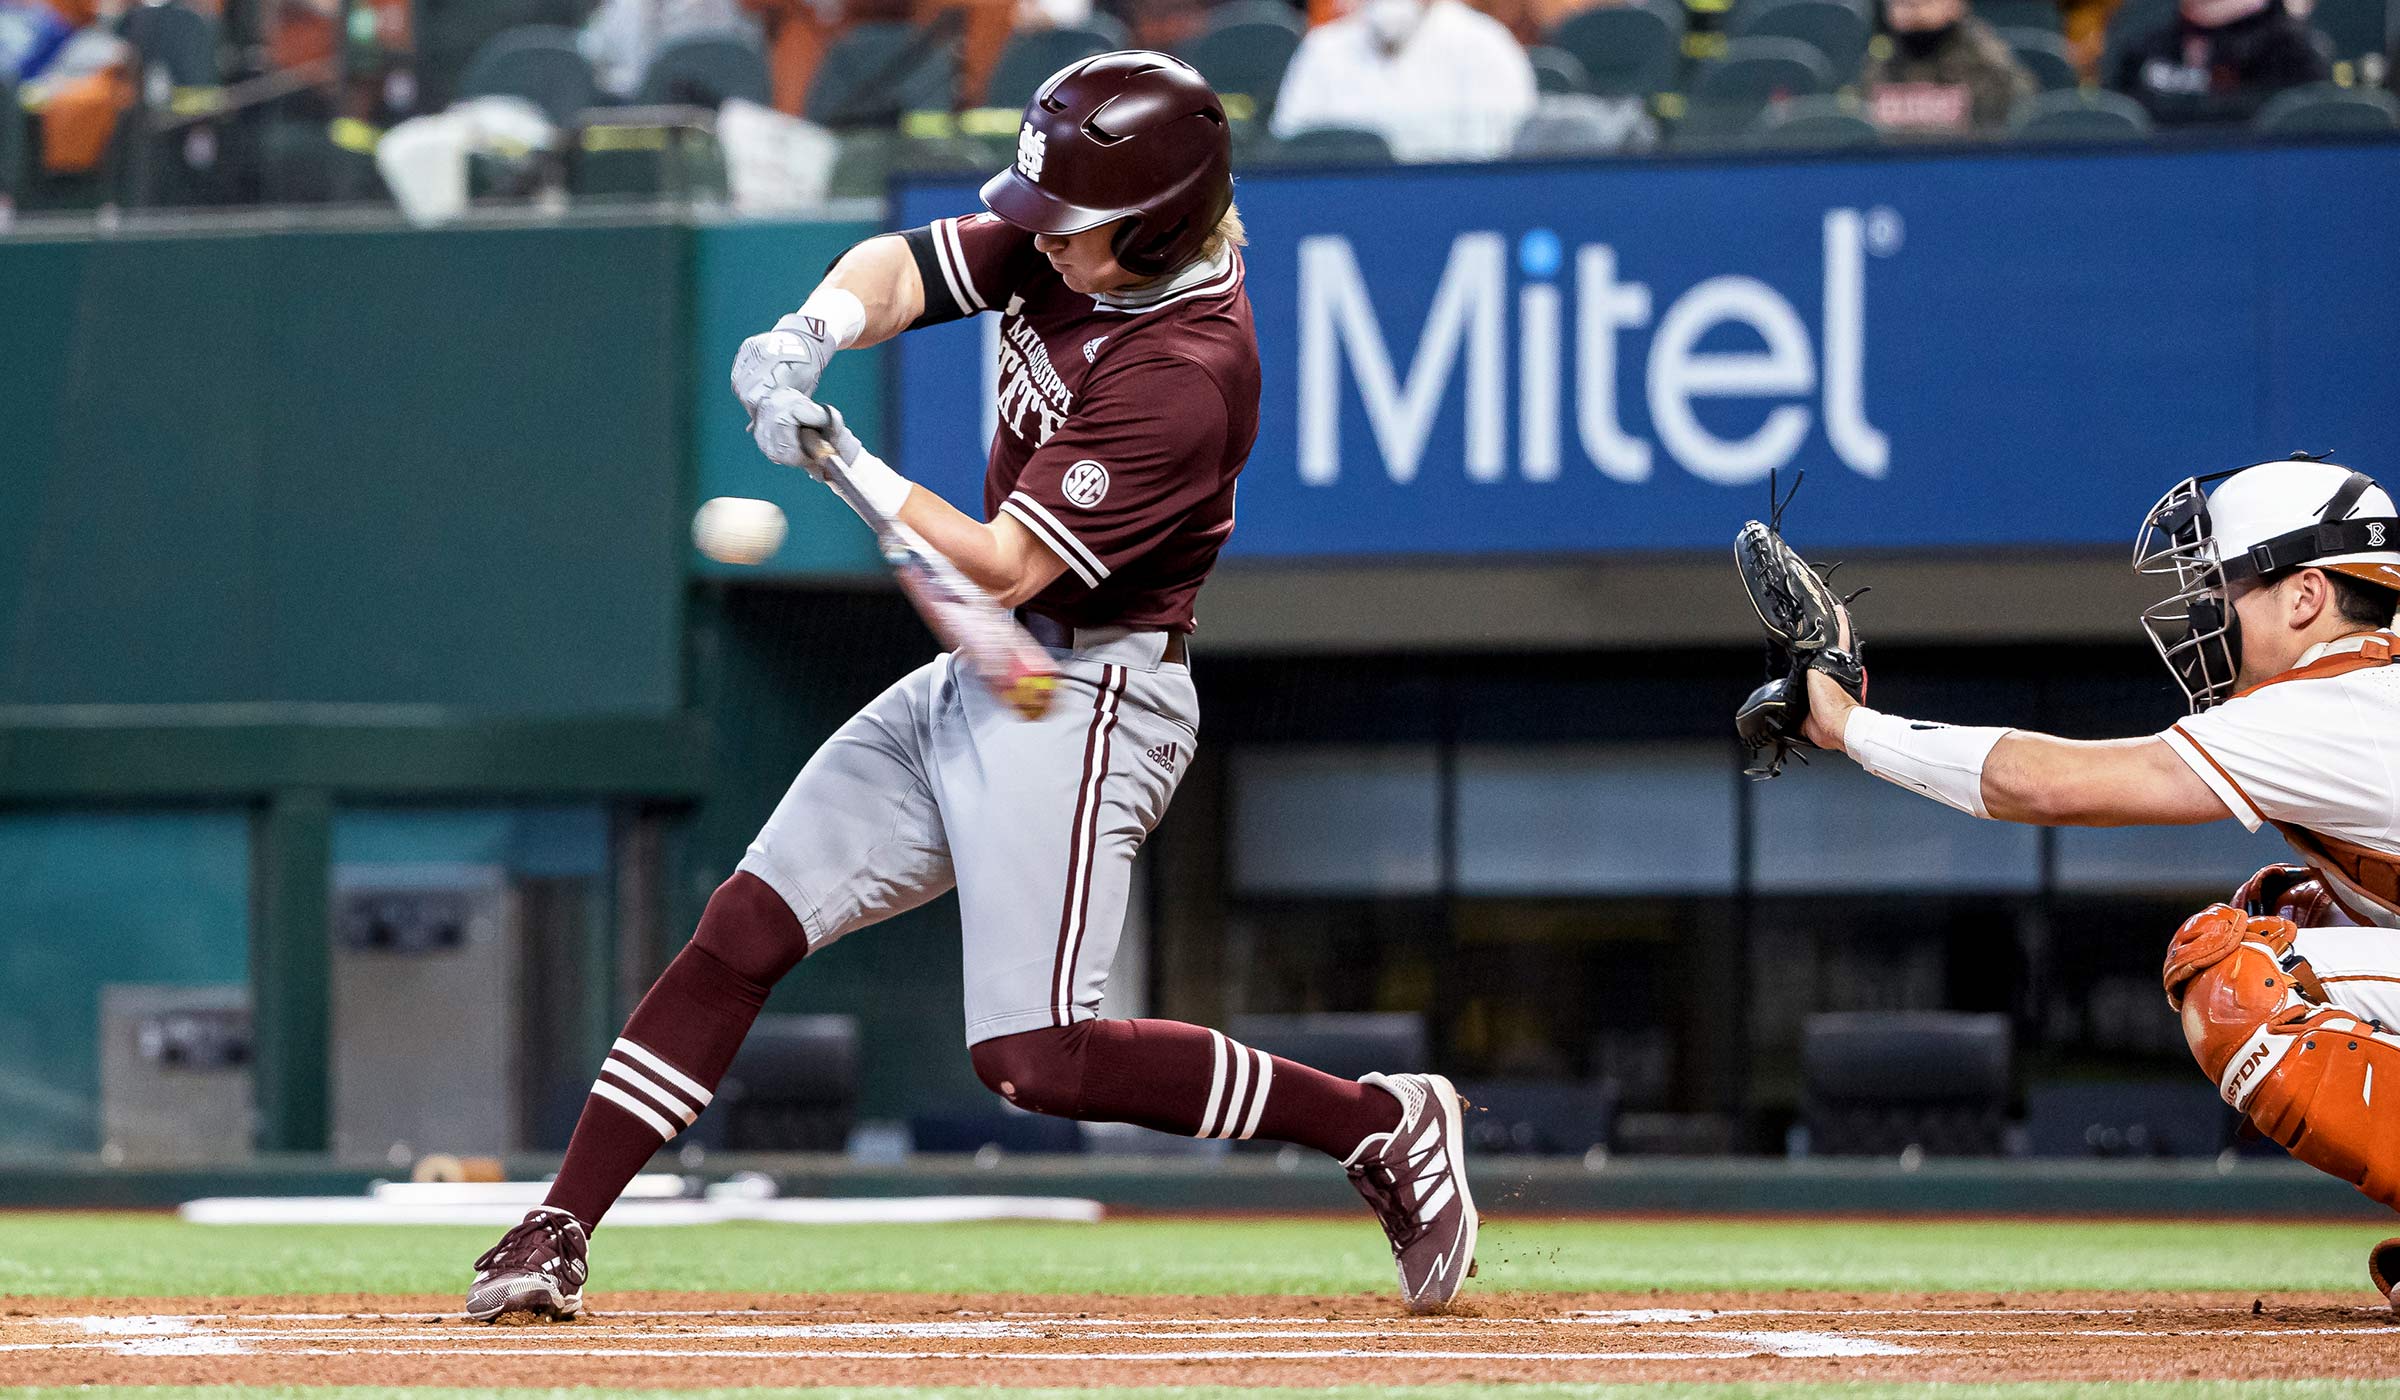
[0,223,690,713]
[0,810,252,1152]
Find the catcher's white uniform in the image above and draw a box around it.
[2162,629,2400,1021]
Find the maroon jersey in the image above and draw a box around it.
[902,212,1259,633]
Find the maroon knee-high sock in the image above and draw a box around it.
[973,1019,1403,1161]
[543,874,805,1228]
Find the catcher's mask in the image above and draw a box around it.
[2133,454,2400,711]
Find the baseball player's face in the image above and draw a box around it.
[1035,223,1141,297]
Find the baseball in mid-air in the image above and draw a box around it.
[692,496,787,565]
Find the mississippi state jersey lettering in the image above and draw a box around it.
[903,212,1259,632]
[2161,630,2400,925]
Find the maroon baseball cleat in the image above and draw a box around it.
[1345,1072,1479,1314]
[465,1207,589,1322]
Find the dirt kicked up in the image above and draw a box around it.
[5,1291,2400,1388]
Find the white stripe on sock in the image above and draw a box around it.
[601,1058,699,1126]
[591,1078,678,1141]
[1216,1037,1254,1141]
[1237,1048,1274,1141]
[612,1038,712,1107]
[1199,1028,1232,1138]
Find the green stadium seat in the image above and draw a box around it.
[0,75,23,211]
[1973,0,2063,32]
[415,0,590,111]
[572,117,731,200]
[1178,21,1302,120]
[258,119,389,204]
[1998,27,2079,91]
[983,20,1130,108]
[805,22,960,126]
[1528,44,1593,94]
[1258,124,1395,164]
[118,1,219,88]
[2254,81,2400,133]
[1679,35,1837,142]
[1202,0,1306,34]
[1550,1,1685,99]
[2009,86,2152,139]
[2304,0,2388,61]
[636,30,772,108]
[1732,0,1872,79]
[2100,0,2176,76]
[1751,90,1881,145]
[459,26,600,128]
[1511,93,1655,155]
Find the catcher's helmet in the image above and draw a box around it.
[980,50,1233,279]
[2133,454,2400,710]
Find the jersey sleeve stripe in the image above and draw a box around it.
[1000,495,1108,587]
[923,218,977,317]
[936,217,987,314]
[2164,724,2266,832]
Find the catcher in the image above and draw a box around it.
[1738,455,2400,1304]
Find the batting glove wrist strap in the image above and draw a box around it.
[1842,707,2010,819]
[788,286,867,351]
[843,449,914,519]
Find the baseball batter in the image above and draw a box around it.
[1753,454,2400,1303]
[466,52,1476,1322]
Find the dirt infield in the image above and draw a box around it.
[6,1291,2400,1387]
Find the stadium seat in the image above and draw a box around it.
[118,1,218,89]
[1751,91,1881,145]
[2008,86,2152,139]
[1800,1011,2012,1157]
[692,1014,859,1152]
[0,74,22,210]
[983,20,1130,108]
[2304,0,2387,61]
[2254,81,2400,132]
[1679,36,1837,142]
[1178,21,1302,119]
[1550,1,1685,100]
[459,26,599,128]
[1997,27,2079,91]
[1512,93,1655,155]
[1202,0,1307,34]
[805,21,960,125]
[258,119,389,205]
[1227,1013,1429,1081]
[1974,0,2064,31]
[572,115,730,200]
[636,30,772,108]
[1732,0,1872,77]
[1528,44,1594,94]
[2099,0,2177,76]
[1257,124,1395,164]
[415,0,590,111]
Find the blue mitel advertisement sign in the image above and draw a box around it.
[894,145,2400,559]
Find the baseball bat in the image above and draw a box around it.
[798,430,1060,721]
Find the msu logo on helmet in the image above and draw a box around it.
[1015,124,1046,183]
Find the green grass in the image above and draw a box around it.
[0,1213,2386,1298]
[7,1388,2400,1400]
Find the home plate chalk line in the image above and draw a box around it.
[6,1304,2395,1366]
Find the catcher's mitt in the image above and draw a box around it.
[1735,473,1867,778]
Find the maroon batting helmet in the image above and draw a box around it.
[979,50,1234,279]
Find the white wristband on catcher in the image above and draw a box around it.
[842,449,913,519]
[792,286,867,351]
[1842,707,2011,819]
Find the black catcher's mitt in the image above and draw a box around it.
[1735,473,1867,778]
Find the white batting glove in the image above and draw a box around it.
[732,318,833,417]
[751,389,863,474]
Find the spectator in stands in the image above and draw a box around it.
[1860,0,2034,136]
[0,0,130,172]
[2111,0,2326,124]
[1272,0,1536,160]
[581,0,765,98]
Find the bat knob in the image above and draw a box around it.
[1009,674,1058,721]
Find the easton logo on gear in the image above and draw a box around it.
[1015,124,1047,182]
[1062,459,1110,508]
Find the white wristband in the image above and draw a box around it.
[795,286,867,350]
[841,449,913,519]
[1842,707,2011,819]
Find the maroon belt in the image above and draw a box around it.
[1016,611,1188,664]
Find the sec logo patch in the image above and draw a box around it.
[1062,459,1109,508]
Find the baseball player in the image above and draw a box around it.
[1743,453,2400,1302]
[466,51,1476,1322]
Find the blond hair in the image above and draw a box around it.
[1199,202,1246,263]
